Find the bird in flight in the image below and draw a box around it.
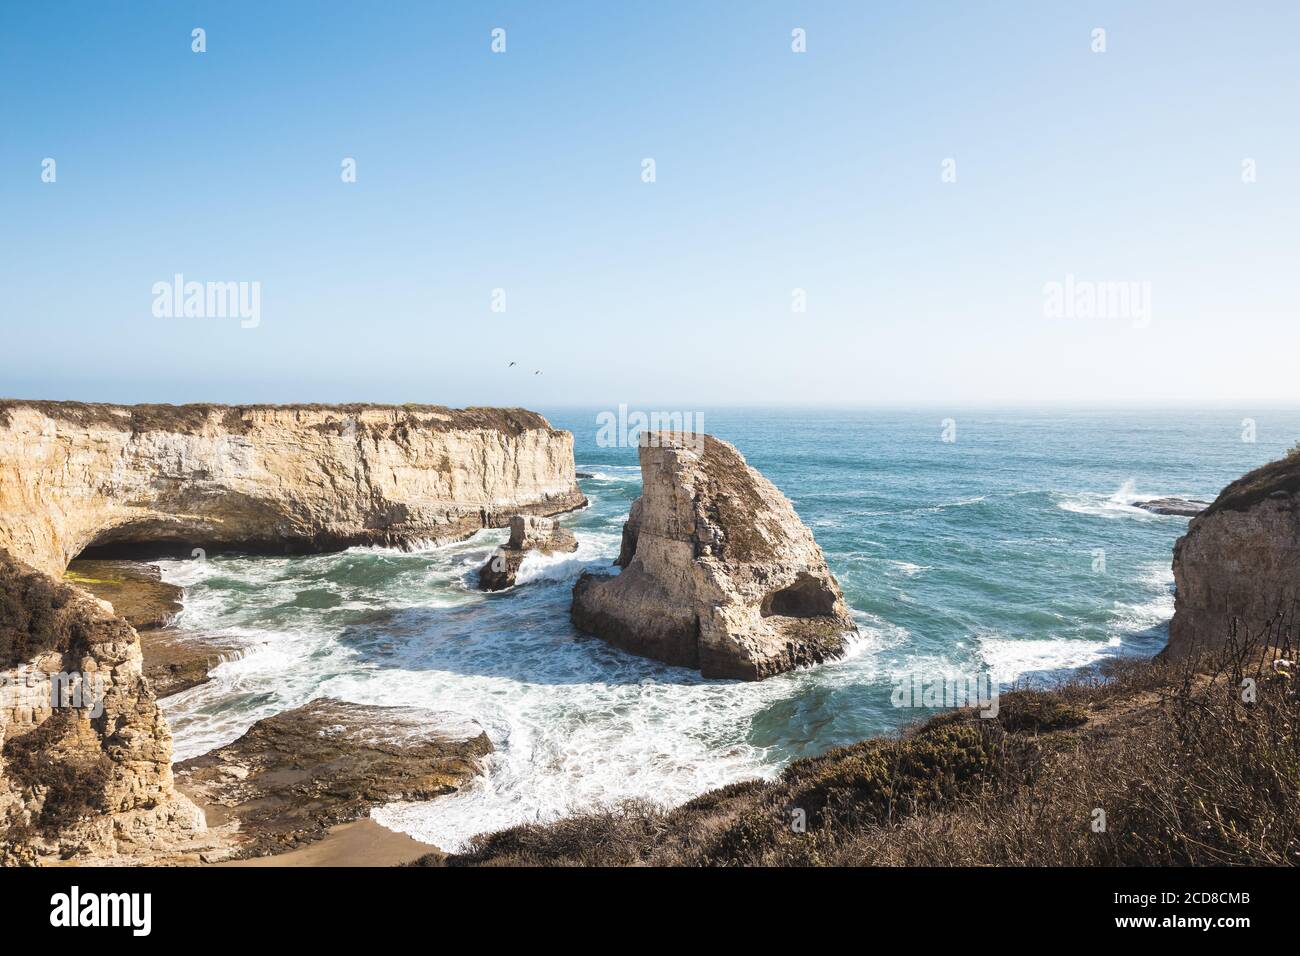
[534,370,542,375]
[508,361,516,367]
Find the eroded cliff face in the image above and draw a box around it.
[0,549,208,865]
[1167,454,1300,659]
[0,401,585,577]
[572,433,856,680]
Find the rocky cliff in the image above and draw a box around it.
[1167,452,1300,659]
[572,433,856,680]
[0,399,582,864]
[0,401,585,578]
[0,549,208,864]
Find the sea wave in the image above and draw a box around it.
[512,532,621,586]
[885,560,932,577]
[977,634,1124,684]
[575,465,642,483]
[1108,562,1175,635]
[1055,479,1199,520]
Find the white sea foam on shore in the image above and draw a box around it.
[977,634,1124,684]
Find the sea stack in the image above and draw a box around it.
[1167,452,1300,659]
[571,433,856,680]
[479,515,579,591]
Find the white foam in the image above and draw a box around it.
[511,532,621,586]
[1108,562,1176,634]
[1056,480,1201,520]
[977,634,1123,684]
[575,465,642,483]
[885,560,931,577]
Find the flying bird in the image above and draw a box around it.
[534,370,542,375]
[508,361,516,367]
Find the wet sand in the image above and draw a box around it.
[217,819,441,867]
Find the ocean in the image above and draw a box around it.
[156,406,1300,851]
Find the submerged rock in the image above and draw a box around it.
[478,515,579,591]
[174,698,491,860]
[1133,497,1210,517]
[571,433,856,680]
[1167,453,1300,659]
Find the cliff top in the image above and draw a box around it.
[0,400,554,436]
[639,432,792,564]
[1203,449,1300,517]
[0,548,130,670]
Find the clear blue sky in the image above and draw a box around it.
[1,2,1296,407]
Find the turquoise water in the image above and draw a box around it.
[157,407,1300,849]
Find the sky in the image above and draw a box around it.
[1,1,1297,408]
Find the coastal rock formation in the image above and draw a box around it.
[0,401,585,578]
[0,400,578,863]
[0,549,209,865]
[64,559,182,631]
[1167,453,1300,659]
[1134,497,1210,517]
[478,515,579,591]
[174,698,491,859]
[571,433,856,680]
[65,560,237,697]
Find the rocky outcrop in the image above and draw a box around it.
[0,549,209,865]
[478,515,578,591]
[1134,497,1210,517]
[1167,454,1300,660]
[64,560,182,630]
[0,401,585,578]
[64,559,237,697]
[571,433,856,680]
[174,698,491,860]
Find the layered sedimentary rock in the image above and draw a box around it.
[1167,454,1300,659]
[175,698,491,859]
[0,401,586,578]
[572,433,856,680]
[0,549,208,865]
[478,515,579,591]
